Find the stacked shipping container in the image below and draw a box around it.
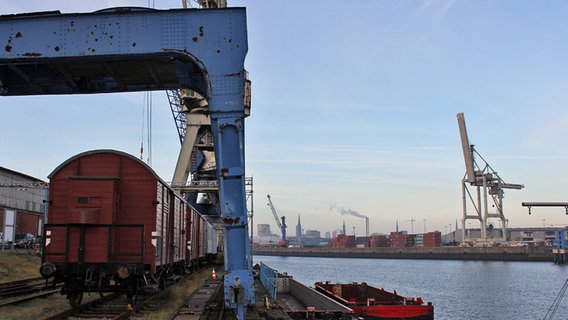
[369,234,388,247]
[423,231,442,248]
[327,235,356,248]
[327,232,442,249]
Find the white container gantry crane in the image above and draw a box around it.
[457,113,524,243]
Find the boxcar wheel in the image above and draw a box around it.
[159,276,166,290]
[68,292,83,307]
[98,277,104,297]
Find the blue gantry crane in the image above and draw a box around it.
[0,6,252,319]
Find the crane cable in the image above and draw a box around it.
[146,92,153,166]
[140,91,153,166]
[140,0,155,165]
[140,94,144,160]
[543,278,568,320]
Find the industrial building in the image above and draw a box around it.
[446,227,561,245]
[257,224,273,237]
[0,166,47,243]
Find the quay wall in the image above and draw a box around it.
[254,246,554,262]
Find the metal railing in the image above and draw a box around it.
[259,262,278,301]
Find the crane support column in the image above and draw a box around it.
[210,89,253,318]
[172,113,210,185]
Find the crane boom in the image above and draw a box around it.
[266,194,282,229]
[457,113,476,184]
[266,194,287,246]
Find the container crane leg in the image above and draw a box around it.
[210,93,254,317]
[172,124,201,184]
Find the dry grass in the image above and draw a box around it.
[0,252,41,283]
[139,269,212,320]
[0,252,70,320]
[0,295,70,320]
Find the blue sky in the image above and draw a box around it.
[2,1,568,236]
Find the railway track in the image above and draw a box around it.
[41,292,128,320]
[41,272,197,320]
[0,277,44,295]
[0,277,61,307]
[42,286,190,320]
[171,279,224,320]
[0,265,219,319]
[170,272,293,320]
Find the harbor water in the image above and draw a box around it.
[254,255,568,319]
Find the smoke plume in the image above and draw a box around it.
[329,204,367,219]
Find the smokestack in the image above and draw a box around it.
[365,217,369,237]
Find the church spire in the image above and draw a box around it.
[296,214,302,245]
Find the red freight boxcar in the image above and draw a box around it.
[191,209,205,262]
[39,150,212,306]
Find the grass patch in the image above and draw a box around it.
[140,256,224,319]
[0,252,41,283]
[0,295,70,320]
[0,252,70,320]
[140,269,212,320]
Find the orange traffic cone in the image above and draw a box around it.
[211,268,217,280]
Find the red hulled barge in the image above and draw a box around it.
[314,282,433,320]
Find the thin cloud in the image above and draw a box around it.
[523,116,568,148]
[414,0,457,18]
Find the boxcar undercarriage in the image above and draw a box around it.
[40,223,213,306]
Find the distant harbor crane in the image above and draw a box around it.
[456,113,524,243]
[266,194,287,247]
